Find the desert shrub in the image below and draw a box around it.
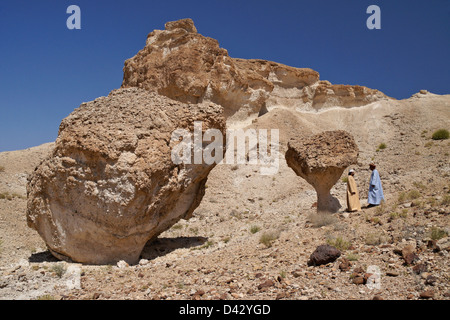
[365,232,387,246]
[441,195,450,206]
[430,227,448,241]
[51,264,66,278]
[431,129,449,140]
[308,212,338,227]
[326,236,351,251]
[171,224,183,230]
[377,143,387,151]
[374,202,387,215]
[341,176,348,183]
[407,190,421,200]
[346,253,359,261]
[0,166,5,172]
[250,225,261,234]
[397,191,407,203]
[259,230,280,248]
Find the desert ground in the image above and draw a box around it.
[0,91,449,300]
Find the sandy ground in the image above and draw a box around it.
[0,93,449,300]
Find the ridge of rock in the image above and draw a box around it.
[122,19,391,125]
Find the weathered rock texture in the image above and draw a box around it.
[27,88,226,265]
[122,19,390,124]
[285,130,359,213]
[307,244,341,266]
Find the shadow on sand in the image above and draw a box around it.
[26,236,209,265]
[140,236,208,261]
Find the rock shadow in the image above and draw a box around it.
[140,236,208,261]
[28,250,60,263]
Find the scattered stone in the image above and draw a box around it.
[401,245,419,265]
[412,263,427,274]
[117,260,129,269]
[425,275,438,286]
[307,245,341,266]
[258,279,275,290]
[339,258,352,271]
[386,271,399,277]
[436,237,450,252]
[352,276,365,285]
[419,290,434,299]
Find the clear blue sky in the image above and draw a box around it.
[0,0,449,151]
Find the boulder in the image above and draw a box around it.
[307,244,341,266]
[285,130,359,213]
[27,88,226,265]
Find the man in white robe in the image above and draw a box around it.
[368,163,384,206]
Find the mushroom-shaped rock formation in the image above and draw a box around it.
[285,130,359,213]
[26,88,226,265]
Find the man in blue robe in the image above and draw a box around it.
[368,163,384,206]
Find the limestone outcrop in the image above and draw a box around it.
[285,130,359,213]
[26,88,226,265]
[122,19,390,124]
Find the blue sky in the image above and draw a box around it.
[0,0,449,151]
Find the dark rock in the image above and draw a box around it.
[425,275,438,286]
[258,279,275,290]
[419,290,434,299]
[372,295,383,300]
[339,258,351,271]
[352,276,365,285]
[386,271,399,277]
[307,245,341,266]
[412,263,427,274]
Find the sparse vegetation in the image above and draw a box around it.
[365,232,387,246]
[0,165,5,172]
[430,227,448,241]
[341,176,348,183]
[171,223,183,230]
[326,236,351,251]
[376,143,387,152]
[397,189,421,203]
[51,264,66,278]
[431,129,449,140]
[441,194,450,206]
[425,141,434,148]
[259,230,280,248]
[407,189,421,200]
[193,240,214,250]
[346,253,359,261]
[0,192,25,201]
[250,225,261,234]
[308,212,338,228]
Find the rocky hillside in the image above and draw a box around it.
[122,19,391,126]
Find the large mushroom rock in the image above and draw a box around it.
[285,130,359,213]
[26,88,226,265]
